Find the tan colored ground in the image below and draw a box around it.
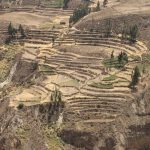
[0,11,71,30]
[0,12,51,27]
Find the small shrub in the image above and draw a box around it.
[5,37,12,45]
[130,66,140,88]
[17,103,24,110]
[32,62,38,70]
[19,24,26,38]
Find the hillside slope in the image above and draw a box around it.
[0,0,150,150]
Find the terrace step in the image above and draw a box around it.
[70,107,123,114]
[27,37,53,41]
[66,97,128,106]
[68,101,126,109]
[56,71,84,82]
[77,40,137,51]
[65,111,119,123]
[82,86,131,93]
[21,39,51,44]
[82,119,115,123]
[80,89,132,99]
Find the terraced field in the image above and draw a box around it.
[9,27,148,127]
[0,7,73,28]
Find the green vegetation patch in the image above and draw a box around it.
[142,53,150,62]
[90,82,113,89]
[103,75,117,81]
[130,55,141,61]
[103,52,128,69]
[59,79,79,87]
[133,53,150,75]
[39,65,55,74]
[136,63,150,74]
[103,58,124,69]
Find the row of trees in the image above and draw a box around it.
[110,51,141,88]
[8,22,26,38]
[69,0,108,25]
[122,24,139,43]
[6,22,26,44]
[49,88,64,110]
[110,50,141,88]
[118,52,128,64]
[111,51,128,63]
[110,51,128,68]
[104,20,139,42]
[50,88,62,102]
[69,4,89,24]
[94,0,108,11]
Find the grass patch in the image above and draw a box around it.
[142,53,150,62]
[59,79,79,87]
[130,55,141,61]
[39,65,55,73]
[90,82,113,89]
[103,75,117,81]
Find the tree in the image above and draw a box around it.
[50,88,62,102]
[105,19,112,37]
[121,21,128,40]
[8,22,13,36]
[38,0,41,7]
[69,4,89,24]
[63,0,70,9]
[8,22,17,37]
[5,36,12,45]
[118,52,128,68]
[111,50,114,59]
[130,66,140,88]
[19,24,26,38]
[8,22,12,33]
[122,52,128,63]
[95,1,100,11]
[142,65,146,74]
[118,52,123,63]
[129,25,138,43]
[103,0,108,7]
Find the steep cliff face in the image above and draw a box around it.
[0,97,64,150]
[125,77,150,150]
